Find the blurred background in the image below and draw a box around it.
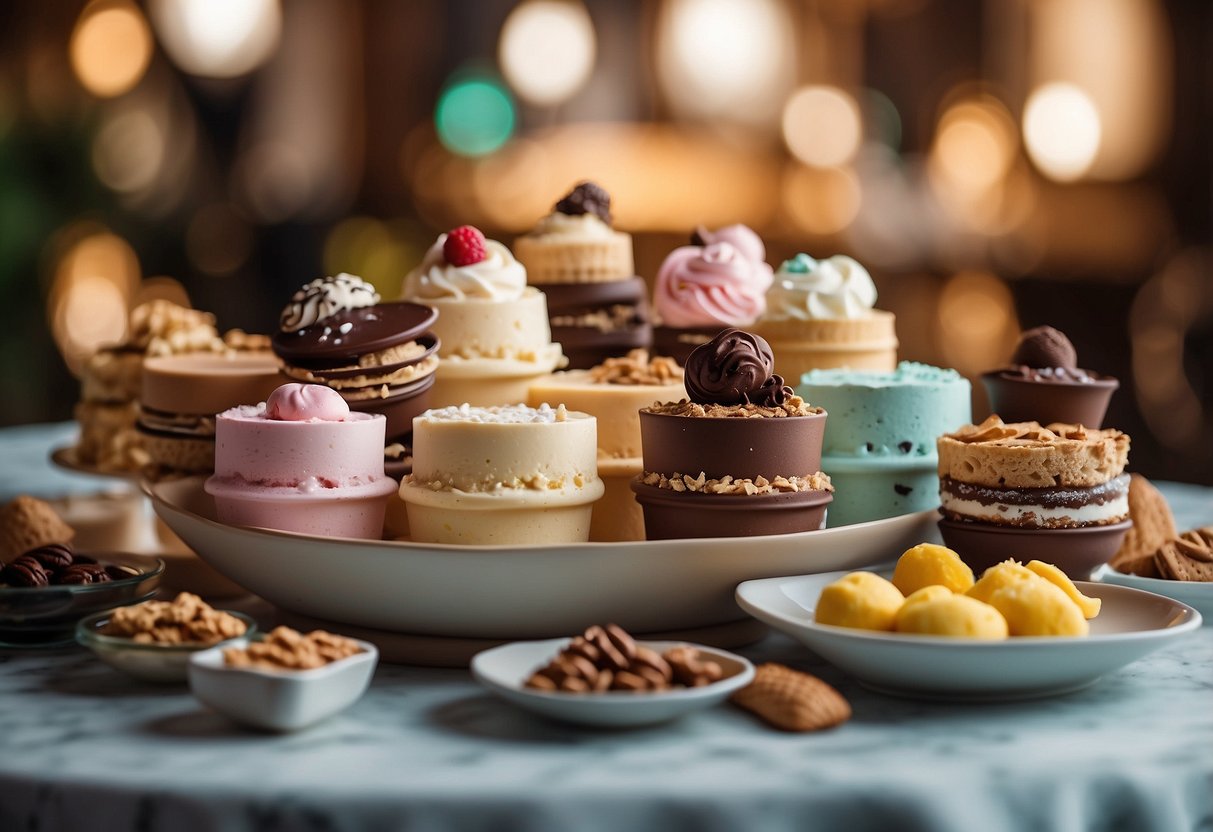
[0,0,1209,482]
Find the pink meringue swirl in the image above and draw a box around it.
[693,224,767,266]
[266,383,350,422]
[654,242,773,328]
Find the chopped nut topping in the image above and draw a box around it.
[105,592,248,645]
[587,349,683,386]
[949,414,1108,445]
[223,626,363,671]
[641,470,833,495]
[643,395,820,419]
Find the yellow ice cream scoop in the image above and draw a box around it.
[986,578,1090,637]
[815,571,905,631]
[966,560,1038,605]
[1026,560,1101,619]
[895,594,1009,640]
[892,543,975,595]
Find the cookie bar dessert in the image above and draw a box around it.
[514,182,651,369]
[631,328,833,540]
[937,416,1130,529]
[936,415,1133,577]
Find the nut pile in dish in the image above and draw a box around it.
[524,623,725,693]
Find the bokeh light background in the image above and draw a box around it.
[0,0,1209,482]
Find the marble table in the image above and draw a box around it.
[2,424,1212,832]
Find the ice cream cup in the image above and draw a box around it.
[937,516,1133,580]
[206,477,398,540]
[818,456,941,527]
[399,485,603,546]
[981,371,1119,428]
[631,480,832,540]
[638,410,826,481]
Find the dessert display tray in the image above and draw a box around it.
[147,477,940,640]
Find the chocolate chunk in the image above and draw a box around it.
[1011,326,1078,370]
[898,441,913,454]
[24,542,74,570]
[865,443,875,452]
[554,181,612,224]
[894,484,913,496]
[1,556,50,587]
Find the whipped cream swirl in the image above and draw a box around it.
[402,236,526,302]
[654,242,773,328]
[766,254,877,320]
[280,273,380,332]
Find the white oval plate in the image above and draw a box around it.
[146,477,939,639]
[736,570,1201,700]
[471,639,754,727]
[1094,564,1213,624]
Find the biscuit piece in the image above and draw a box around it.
[937,416,1128,489]
[1155,528,1213,582]
[0,496,75,562]
[730,663,851,732]
[1110,475,1175,577]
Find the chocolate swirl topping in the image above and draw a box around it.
[684,328,792,407]
[555,181,612,224]
[279,273,380,333]
[1011,325,1077,370]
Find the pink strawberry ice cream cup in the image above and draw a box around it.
[204,383,398,539]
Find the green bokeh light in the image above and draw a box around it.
[435,77,516,157]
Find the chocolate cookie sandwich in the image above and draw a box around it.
[514,182,651,369]
[631,328,833,540]
[936,415,1132,577]
[272,273,440,446]
[982,326,1118,427]
[137,351,283,476]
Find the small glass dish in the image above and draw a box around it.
[188,637,379,731]
[76,608,258,683]
[0,553,165,648]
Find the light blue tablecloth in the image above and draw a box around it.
[1,424,1211,832]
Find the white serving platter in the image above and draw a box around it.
[147,477,939,640]
[736,570,1201,701]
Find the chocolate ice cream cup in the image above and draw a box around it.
[347,371,436,442]
[937,515,1132,580]
[651,325,724,366]
[631,479,832,540]
[638,409,826,482]
[981,371,1118,428]
[541,278,652,370]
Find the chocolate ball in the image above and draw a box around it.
[1011,326,1078,370]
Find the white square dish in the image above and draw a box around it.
[188,637,378,731]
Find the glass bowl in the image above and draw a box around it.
[76,608,257,683]
[0,553,164,648]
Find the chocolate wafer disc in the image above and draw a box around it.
[272,302,438,367]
